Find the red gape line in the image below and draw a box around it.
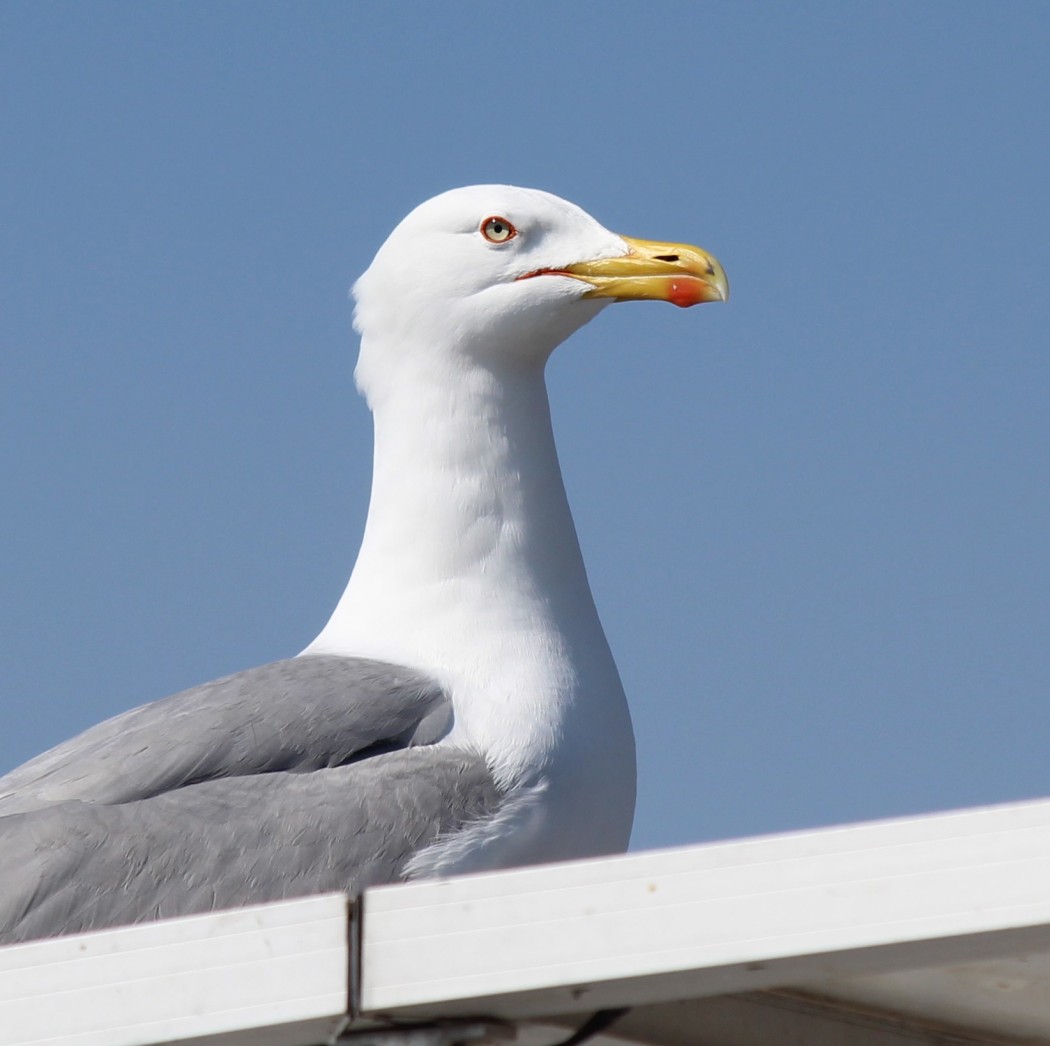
[515,268,573,281]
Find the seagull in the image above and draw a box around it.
[0,186,727,944]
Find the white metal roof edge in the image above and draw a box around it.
[5,796,1050,1043]
[0,894,352,1046]
[360,794,1050,1019]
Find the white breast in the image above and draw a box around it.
[306,346,636,865]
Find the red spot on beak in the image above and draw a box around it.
[668,280,702,308]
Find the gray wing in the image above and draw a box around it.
[0,744,501,944]
[0,655,454,814]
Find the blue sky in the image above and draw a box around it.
[1,2,1047,852]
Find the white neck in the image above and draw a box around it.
[305,338,628,787]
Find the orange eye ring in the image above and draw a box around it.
[480,216,517,244]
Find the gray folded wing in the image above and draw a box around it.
[0,655,455,813]
[0,655,503,944]
[0,745,500,943]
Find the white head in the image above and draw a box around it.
[352,185,728,404]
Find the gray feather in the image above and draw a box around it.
[0,745,500,944]
[0,655,453,813]
[0,655,504,944]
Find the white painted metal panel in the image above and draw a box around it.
[0,894,351,1046]
[7,797,1050,1045]
[361,796,1050,1023]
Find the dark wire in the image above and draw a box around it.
[549,1007,631,1046]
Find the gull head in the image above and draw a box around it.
[353,185,727,399]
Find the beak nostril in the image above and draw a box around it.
[653,254,679,262]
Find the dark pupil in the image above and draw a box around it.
[492,222,503,234]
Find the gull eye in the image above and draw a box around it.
[480,216,516,244]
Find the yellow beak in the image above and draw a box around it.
[560,236,729,308]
